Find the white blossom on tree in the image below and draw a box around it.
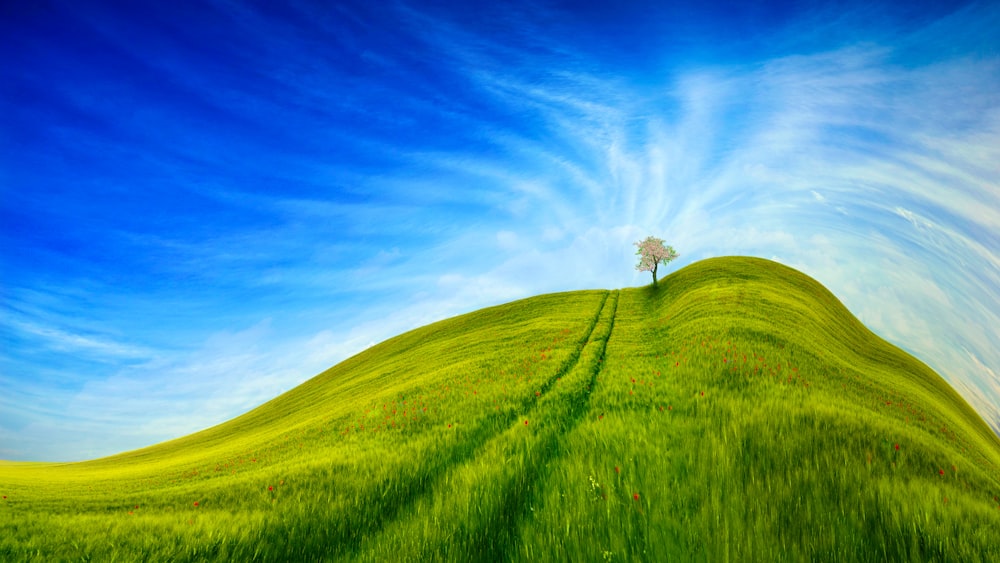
[634,236,678,287]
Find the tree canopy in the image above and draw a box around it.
[634,236,678,287]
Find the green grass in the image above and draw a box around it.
[2,256,998,562]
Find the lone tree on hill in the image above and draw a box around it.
[635,236,679,287]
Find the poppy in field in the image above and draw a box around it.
[615,466,620,474]
[939,469,945,476]
[894,444,899,451]
[194,501,200,507]
[135,505,139,509]
[633,493,640,501]
[268,486,274,492]
[524,420,529,425]
[700,391,704,396]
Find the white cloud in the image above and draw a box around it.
[541,226,564,242]
[496,230,519,250]
[2,315,152,360]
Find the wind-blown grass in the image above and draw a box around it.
[2,256,998,561]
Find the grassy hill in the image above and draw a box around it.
[2,256,999,561]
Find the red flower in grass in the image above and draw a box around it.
[524,420,529,425]
[268,486,274,492]
[700,391,704,396]
[135,505,139,509]
[894,444,899,451]
[615,466,620,474]
[633,493,640,501]
[939,469,945,476]
[193,501,200,507]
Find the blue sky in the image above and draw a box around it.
[1,0,998,461]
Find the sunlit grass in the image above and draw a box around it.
[2,257,998,561]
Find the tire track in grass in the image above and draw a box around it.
[294,291,613,560]
[458,290,619,562]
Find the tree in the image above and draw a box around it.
[634,236,678,287]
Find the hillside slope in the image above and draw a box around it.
[2,256,999,561]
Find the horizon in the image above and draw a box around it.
[2,0,999,461]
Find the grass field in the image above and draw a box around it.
[2,256,999,561]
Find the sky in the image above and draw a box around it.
[1,0,998,462]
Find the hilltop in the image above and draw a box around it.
[2,256,999,561]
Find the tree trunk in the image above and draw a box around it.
[652,264,658,287]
